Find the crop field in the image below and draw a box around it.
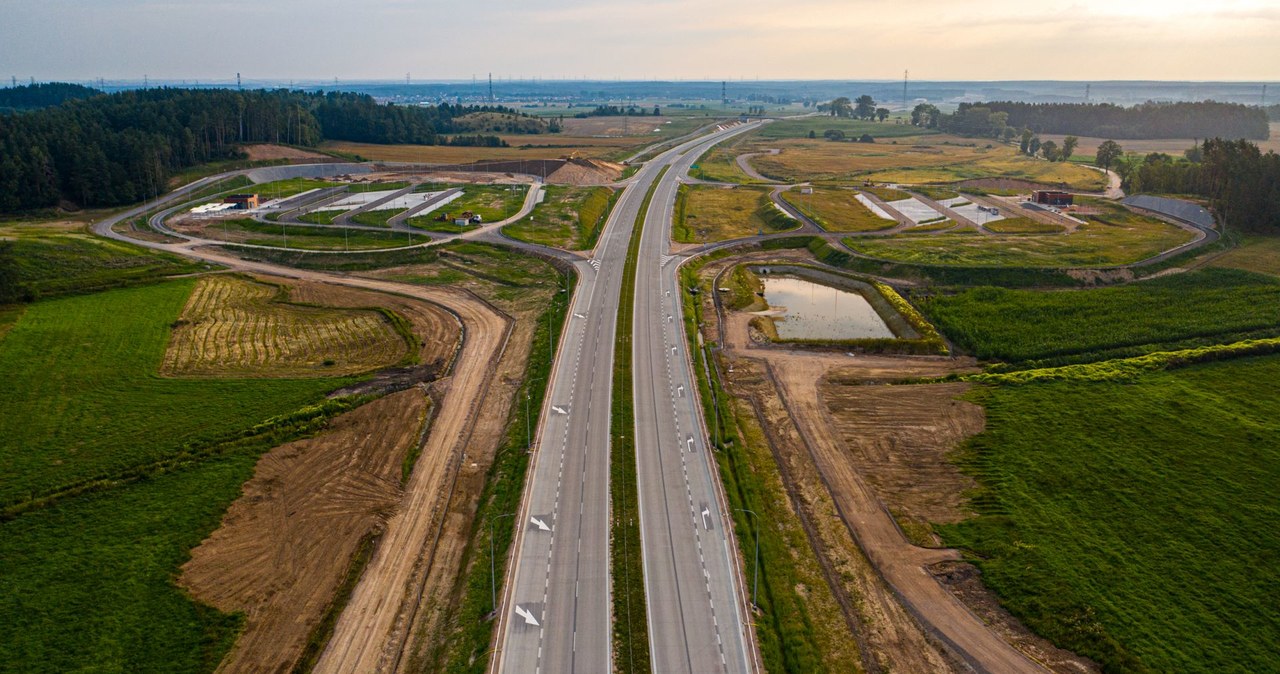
[844,203,1192,267]
[748,135,1106,190]
[1210,235,1280,277]
[182,218,423,250]
[779,187,896,232]
[0,222,205,297]
[918,268,1280,364]
[502,185,616,249]
[674,185,798,243]
[941,354,1280,673]
[162,275,408,377]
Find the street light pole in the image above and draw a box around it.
[736,508,760,610]
[490,512,517,612]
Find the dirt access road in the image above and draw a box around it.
[93,211,512,673]
[702,250,1056,673]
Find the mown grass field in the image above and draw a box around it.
[779,188,897,232]
[674,185,798,243]
[918,268,1280,365]
[163,275,409,377]
[844,203,1192,267]
[942,354,1280,673]
[502,186,616,250]
[750,136,1105,190]
[0,280,350,508]
[0,222,205,298]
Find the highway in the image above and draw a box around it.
[494,122,758,674]
[632,127,759,674]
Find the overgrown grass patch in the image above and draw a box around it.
[918,268,1280,365]
[779,188,896,232]
[942,354,1280,673]
[0,280,350,509]
[503,186,617,250]
[1,224,205,298]
[674,185,797,243]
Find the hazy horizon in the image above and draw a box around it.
[3,0,1278,82]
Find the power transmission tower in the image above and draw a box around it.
[903,69,908,112]
[143,74,147,87]
[1263,84,1268,107]
[1085,83,1091,102]
[489,73,494,102]
[237,72,241,89]
[721,80,727,107]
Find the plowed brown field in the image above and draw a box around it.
[180,388,431,674]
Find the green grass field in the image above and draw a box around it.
[779,188,897,232]
[982,217,1065,234]
[751,117,934,141]
[674,185,798,243]
[0,280,348,508]
[1,223,205,298]
[918,268,1280,365]
[446,185,528,222]
[349,208,403,227]
[942,354,1280,673]
[251,178,341,199]
[297,209,340,225]
[502,186,616,250]
[0,279,356,673]
[206,219,422,250]
[844,204,1192,268]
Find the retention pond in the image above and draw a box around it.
[760,275,896,340]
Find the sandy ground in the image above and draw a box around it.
[180,388,431,674]
[559,115,669,137]
[698,250,1098,673]
[176,276,464,674]
[241,144,333,161]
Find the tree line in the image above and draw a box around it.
[1118,138,1280,232]
[573,104,661,118]
[946,101,1270,140]
[0,87,529,211]
[819,95,892,122]
[0,82,101,113]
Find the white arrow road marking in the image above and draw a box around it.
[677,385,684,397]
[701,505,713,531]
[574,312,586,319]
[515,605,541,627]
[531,516,551,531]
[671,346,678,355]
[687,436,695,453]
[552,406,568,415]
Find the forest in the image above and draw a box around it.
[0,87,530,211]
[960,101,1270,140]
[0,83,101,112]
[1124,138,1280,232]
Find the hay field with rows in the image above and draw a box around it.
[162,275,408,377]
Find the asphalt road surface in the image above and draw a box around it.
[632,127,760,674]
[495,122,759,674]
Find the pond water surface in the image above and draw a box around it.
[762,276,895,340]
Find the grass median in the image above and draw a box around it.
[609,167,664,674]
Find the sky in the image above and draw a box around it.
[2,0,1278,82]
